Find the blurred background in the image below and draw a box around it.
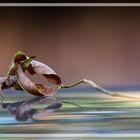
[0,7,140,87]
[1,7,140,138]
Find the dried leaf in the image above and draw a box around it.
[28,60,62,85]
[8,51,62,86]
[15,63,58,96]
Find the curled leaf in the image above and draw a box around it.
[8,51,62,86]
[15,63,58,96]
[27,60,62,85]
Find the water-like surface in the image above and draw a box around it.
[1,88,140,139]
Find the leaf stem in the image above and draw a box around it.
[61,78,115,96]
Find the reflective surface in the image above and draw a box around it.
[1,88,140,140]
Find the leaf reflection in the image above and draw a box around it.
[0,96,62,121]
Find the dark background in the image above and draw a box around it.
[0,7,140,87]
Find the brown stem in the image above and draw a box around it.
[61,79,115,96]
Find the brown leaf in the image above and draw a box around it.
[8,51,62,86]
[27,60,62,85]
[15,63,58,96]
